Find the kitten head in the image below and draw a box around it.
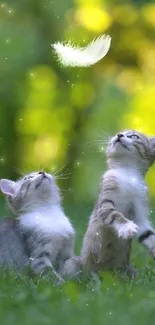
[0,171,60,215]
[106,130,155,173]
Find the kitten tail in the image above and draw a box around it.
[51,34,111,67]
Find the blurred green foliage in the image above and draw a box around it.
[0,0,155,211]
[0,1,155,323]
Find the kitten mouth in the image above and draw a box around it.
[35,175,48,189]
[115,139,129,150]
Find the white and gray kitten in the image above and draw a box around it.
[0,171,75,281]
[81,130,155,278]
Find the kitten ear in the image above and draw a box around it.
[0,179,15,196]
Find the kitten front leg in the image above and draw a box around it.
[61,256,82,281]
[28,234,64,283]
[97,206,138,239]
[58,237,82,281]
[138,229,155,259]
[119,265,138,279]
[97,175,138,240]
[82,209,138,272]
[134,202,155,259]
[109,211,138,239]
[30,255,65,283]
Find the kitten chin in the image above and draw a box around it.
[106,130,155,174]
[0,171,61,215]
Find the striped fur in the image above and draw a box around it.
[81,130,155,277]
[0,218,29,272]
[0,172,75,282]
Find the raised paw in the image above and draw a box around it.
[146,235,155,259]
[52,269,65,285]
[124,266,138,279]
[151,250,155,260]
[118,221,138,239]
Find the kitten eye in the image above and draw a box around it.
[24,175,33,181]
[127,134,140,140]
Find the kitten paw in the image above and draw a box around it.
[118,221,138,239]
[148,238,155,259]
[151,250,155,260]
[120,265,138,279]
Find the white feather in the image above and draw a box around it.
[51,34,111,67]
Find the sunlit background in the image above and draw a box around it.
[0,0,155,246]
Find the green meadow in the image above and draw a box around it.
[0,0,155,323]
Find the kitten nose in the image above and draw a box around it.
[117,133,123,139]
[38,171,45,176]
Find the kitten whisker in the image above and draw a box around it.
[97,128,111,138]
[12,167,25,177]
[88,143,107,149]
[58,171,73,177]
[96,149,106,154]
[51,162,69,177]
[61,188,73,192]
[41,163,50,172]
[82,139,109,149]
[81,140,102,146]
[55,176,70,180]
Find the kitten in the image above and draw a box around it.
[0,171,75,281]
[81,130,155,277]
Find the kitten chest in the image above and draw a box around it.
[115,172,147,217]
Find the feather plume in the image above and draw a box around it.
[51,34,111,67]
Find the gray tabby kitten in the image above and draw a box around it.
[0,171,75,280]
[81,130,155,277]
[0,218,29,272]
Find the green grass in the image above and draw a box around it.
[1,202,155,324]
[1,265,155,325]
